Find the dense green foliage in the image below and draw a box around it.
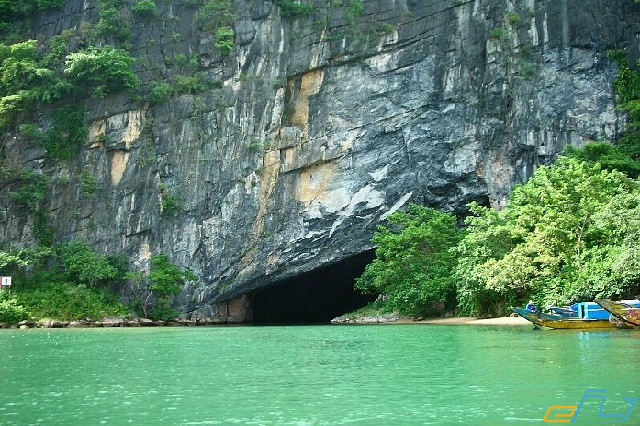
[564,50,640,179]
[96,0,131,42]
[357,157,640,317]
[0,292,30,323]
[566,141,640,178]
[0,0,65,41]
[195,0,235,55]
[213,27,235,56]
[65,46,139,97]
[457,158,640,315]
[9,168,47,212]
[355,205,461,317]
[0,243,129,321]
[17,281,127,321]
[128,253,197,320]
[0,40,71,128]
[0,244,200,323]
[57,241,119,287]
[131,0,157,16]
[274,0,314,16]
[149,253,197,296]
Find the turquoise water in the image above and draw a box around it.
[1,325,639,425]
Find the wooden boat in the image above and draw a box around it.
[512,302,616,329]
[595,299,640,327]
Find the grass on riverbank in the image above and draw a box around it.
[17,282,128,321]
[2,281,127,322]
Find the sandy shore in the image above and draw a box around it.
[415,316,530,326]
[331,313,532,325]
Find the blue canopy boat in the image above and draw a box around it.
[513,302,616,329]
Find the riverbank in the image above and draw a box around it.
[0,317,222,329]
[1,314,531,329]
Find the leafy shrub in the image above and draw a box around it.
[149,253,197,296]
[33,210,54,246]
[36,0,67,10]
[0,294,31,323]
[131,0,156,16]
[213,26,234,56]
[1,244,129,321]
[489,27,508,41]
[80,170,98,195]
[148,81,173,104]
[97,0,131,42]
[162,193,181,215]
[505,12,520,25]
[456,157,640,315]
[64,46,139,97]
[148,305,179,321]
[173,73,212,94]
[566,141,640,178]
[274,0,313,16]
[129,253,197,319]
[195,0,235,31]
[16,281,127,321]
[40,103,88,160]
[346,0,363,26]
[0,0,66,33]
[0,40,70,127]
[248,139,263,151]
[11,169,47,212]
[57,241,119,287]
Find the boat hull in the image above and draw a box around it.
[512,307,616,329]
[596,299,640,327]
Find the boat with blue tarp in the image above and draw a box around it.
[512,302,617,329]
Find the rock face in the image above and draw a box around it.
[1,0,639,321]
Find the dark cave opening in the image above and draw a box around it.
[251,250,377,324]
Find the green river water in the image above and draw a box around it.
[1,324,639,425]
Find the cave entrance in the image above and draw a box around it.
[251,250,377,324]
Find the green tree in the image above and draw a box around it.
[213,27,234,56]
[355,204,462,317]
[0,292,30,323]
[58,241,119,287]
[136,253,197,320]
[64,46,139,97]
[0,40,70,127]
[566,141,640,178]
[456,157,640,315]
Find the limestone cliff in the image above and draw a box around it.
[1,0,639,321]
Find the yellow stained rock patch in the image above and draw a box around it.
[138,239,151,263]
[89,120,106,149]
[119,110,143,147]
[252,150,281,239]
[90,109,145,186]
[111,151,130,186]
[296,162,337,204]
[289,69,325,132]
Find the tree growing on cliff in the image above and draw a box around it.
[355,204,461,317]
[134,253,197,320]
[64,46,139,97]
